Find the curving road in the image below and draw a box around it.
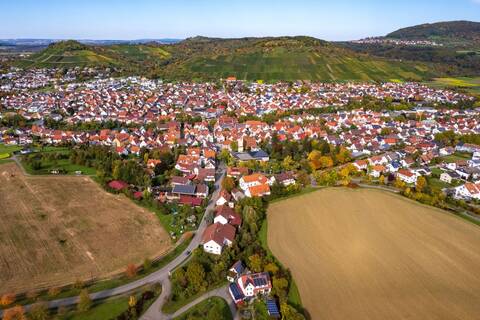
[0,164,227,318]
[146,285,240,320]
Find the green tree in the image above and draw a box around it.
[77,289,92,313]
[29,302,49,320]
[186,262,206,292]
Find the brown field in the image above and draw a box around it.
[268,188,480,320]
[0,163,171,294]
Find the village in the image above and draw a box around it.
[1,66,480,318]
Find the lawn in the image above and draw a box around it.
[63,296,129,320]
[438,152,471,163]
[21,157,97,175]
[0,143,22,156]
[173,297,232,320]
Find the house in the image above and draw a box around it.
[202,223,236,255]
[231,150,270,162]
[454,182,480,200]
[231,188,245,202]
[172,184,197,196]
[170,176,190,186]
[240,173,269,190]
[353,159,368,171]
[370,165,385,178]
[396,169,417,184]
[216,189,234,207]
[195,184,209,198]
[229,272,272,304]
[227,166,249,178]
[440,171,460,184]
[274,172,296,186]
[179,195,203,207]
[227,260,245,282]
[214,205,242,227]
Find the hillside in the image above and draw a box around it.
[16,40,172,70]
[387,21,480,46]
[160,36,432,81]
[15,37,439,81]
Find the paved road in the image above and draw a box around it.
[149,285,239,320]
[0,164,227,318]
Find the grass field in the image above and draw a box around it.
[426,77,480,94]
[173,297,232,320]
[267,188,480,320]
[0,144,21,157]
[0,163,171,294]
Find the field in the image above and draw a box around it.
[267,188,480,320]
[186,50,430,82]
[0,163,171,294]
[426,77,480,94]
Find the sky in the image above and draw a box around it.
[1,0,480,41]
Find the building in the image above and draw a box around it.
[239,173,272,197]
[214,205,242,227]
[229,272,272,304]
[202,223,236,255]
[227,260,245,282]
[454,182,480,200]
[396,169,417,184]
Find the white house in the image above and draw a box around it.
[396,169,417,184]
[454,182,480,200]
[202,223,236,255]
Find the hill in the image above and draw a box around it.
[387,21,480,47]
[15,37,442,81]
[158,36,432,81]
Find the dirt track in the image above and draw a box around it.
[268,188,480,320]
[0,163,171,294]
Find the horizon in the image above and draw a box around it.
[2,1,480,41]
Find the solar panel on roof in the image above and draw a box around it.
[229,283,244,301]
[267,299,280,317]
[253,277,267,286]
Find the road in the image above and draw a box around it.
[0,163,228,318]
[148,285,239,320]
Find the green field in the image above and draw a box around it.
[0,144,21,156]
[185,49,430,81]
[173,297,232,320]
[426,77,480,94]
[63,296,129,320]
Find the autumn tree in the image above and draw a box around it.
[186,261,206,292]
[126,264,138,278]
[0,293,15,306]
[221,176,236,192]
[248,254,263,273]
[416,176,427,192]
[2,305,26,320]
[29,302,49,320]
[77,289,92,313]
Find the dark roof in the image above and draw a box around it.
[172,184,196,195]
[266,299,281,318]
[229,283,245,301]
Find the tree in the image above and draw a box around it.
[221,176,236,192]
[264,262,279,275]
[282,155,296,171]
[77,289,92,313]
[186,262,206,292]
[2,306,26,320]
[143,258,152,272]
[29,302,49,320]
[0,293,15,306]
[416,176,427,192]
[272,277,289,298]
[280,303,306,320]
[248,254,263,273]
[126,263,138,278]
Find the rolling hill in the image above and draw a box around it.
[162,36,432,81]
[387,21,480,47]
[15,37,440,81]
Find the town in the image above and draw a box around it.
[1,65,480,320]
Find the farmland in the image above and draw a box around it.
[426,77,480,94]
[0,163,171,294]
[267,188,480,320]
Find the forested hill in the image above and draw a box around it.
[387,21,480,46]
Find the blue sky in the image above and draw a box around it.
[1,0,479,41]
